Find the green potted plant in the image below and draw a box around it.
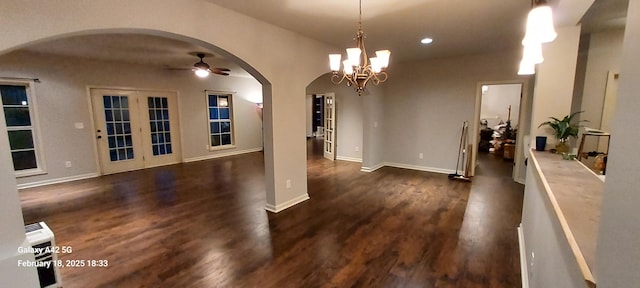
[538,111,586,154]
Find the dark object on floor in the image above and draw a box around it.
[479,129,493,152]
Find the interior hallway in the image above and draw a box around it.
[19,140,524,287]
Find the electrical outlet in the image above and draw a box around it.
[419,153,424,159]
[355,146,360,152]
[286,179,291,189]
[65,161,72,168]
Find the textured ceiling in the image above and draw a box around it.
[22,34,252,78]
[16,0,628,77]
[205,0,531,61]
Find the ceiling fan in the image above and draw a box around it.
[170,52,230,77]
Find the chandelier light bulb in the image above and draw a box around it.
[518,59,536,75]
[375,50,391,68]
[329,54,342,71]
[523,5,557,45]
[346,48,362,66]
[522,42,544,64]
[370,57,382,73]
[343,60,354,75]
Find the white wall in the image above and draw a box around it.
[362,85,385,171]
[382,50,523,172]
[481,84,522,128]
[578,29,625,153]
[306,74,364,161]
[596,0,640,286]
[0,51,263,186]
[305,94,313,137]
[530,26,582,149]
[521,165,588,288]
[580,29,625,128]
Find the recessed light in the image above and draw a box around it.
[421,37,433,44]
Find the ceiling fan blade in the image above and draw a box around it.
[212,71,230,76]
[212,68,231,72]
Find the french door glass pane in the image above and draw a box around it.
[103,96,134,162]
[148,96,172,156]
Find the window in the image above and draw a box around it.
[0,82,45,176]
[207,93,234,149]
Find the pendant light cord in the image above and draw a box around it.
[358,0,363,30]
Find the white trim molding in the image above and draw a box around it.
[384,162,456,175]
[17,173,99,190]
[518,224,530,288]
[336,156,362,163]
[361,162,460,175]
[265,193,310,213]
[360,162,385,173]
[183,147,263,163]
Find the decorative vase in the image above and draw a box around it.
[535,136,547,151]
[555,139,569,154]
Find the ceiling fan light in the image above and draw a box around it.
[329,54,342,71]
[523,5,557,44]
[346,48,362,66]
[375,50,391,68]
[195,69,210,78]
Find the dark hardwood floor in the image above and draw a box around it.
[20,140,524,287]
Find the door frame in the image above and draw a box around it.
[471,79,531,183]
[86,85,183,175]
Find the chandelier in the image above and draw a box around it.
[329,0,390,96]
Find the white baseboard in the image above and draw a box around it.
[361,162,385,172]
[183,147,263,163]
[518,224,530,288]
[336,156,362,163]
[17,173,99,190]
[384,162,456,175]
[265,193,310,213]
[361,162,456,175]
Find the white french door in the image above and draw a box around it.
[323,93,336,160]
[91,89,181,175]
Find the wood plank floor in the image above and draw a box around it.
[20,140,524,287]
